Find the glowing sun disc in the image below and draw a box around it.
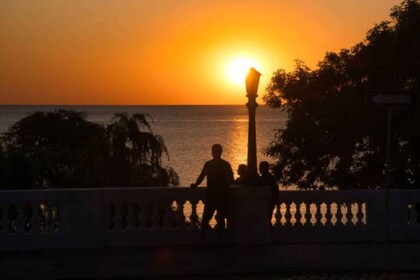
[226,57,258,86]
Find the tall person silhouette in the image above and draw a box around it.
[191,144,234,243]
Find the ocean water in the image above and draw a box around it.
[0,105,286,186]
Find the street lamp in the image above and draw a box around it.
[245,67,261,184]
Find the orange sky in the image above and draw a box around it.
[0,0,402,105]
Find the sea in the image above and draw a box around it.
[0,105,287,186]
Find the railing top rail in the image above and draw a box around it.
[3,187,418,193]
[1,187,419,204]
[0,186,207,203]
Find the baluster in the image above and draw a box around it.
[273,204,281,228]
[132,203,140,229]
[41,203,48,233]
[0,204,7,234]
[175,199,186,230]
[314,203,322,226]
[356,202,364,226]
[125,203,136,231]
[22,205,30,234]
[284,203,292,227]
[134,203,141,230]
[151,204,161,230]
[294,202,303,227]
[45,203,54,233]
[335,201,344,226]
[366,202,371,224]
[163,202,173,230]
[0,205,2,233]
[112,202,123,232]
[415,204,420,224]
[15,205,24,234]
[138,204,148,231]
[8,205,15,233]
[55,203,64,233]
[31,204,40,234]
[346,202,354,226]
[304,203,312,226]
[189,199,199,230]
[416,203,420,224]
[407,203,412,225]
[50,203,58,233]
[268,203,275,225]
[325,202,333,227]
[289,202,296,226]
[53,204,60,232]
[38,204,45,233]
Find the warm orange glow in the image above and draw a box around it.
[0,0,402,104]
[226,57,260,87]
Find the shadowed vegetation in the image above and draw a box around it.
[264,0,420,190]
[0,110,178,189]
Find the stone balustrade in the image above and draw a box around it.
[1,187,420,251]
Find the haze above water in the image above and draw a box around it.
[0,105,286,186]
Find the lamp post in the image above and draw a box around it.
[245,67,261,184]
[229,67,270,245]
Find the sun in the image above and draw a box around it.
[226,57,259,86]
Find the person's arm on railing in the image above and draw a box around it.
[227,163,234,186]
[191,163,207,188]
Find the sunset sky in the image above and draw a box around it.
[0,0,402,105]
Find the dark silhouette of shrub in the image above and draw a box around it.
[0,110,178,189]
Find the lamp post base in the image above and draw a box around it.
[229,186,271,244]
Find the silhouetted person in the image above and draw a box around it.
[234,164,249,186]
[191,144,234,243]
[259,161,279,222]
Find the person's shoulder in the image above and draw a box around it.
[204,159,216,167]
[261,173,277,184]
[202,160,213,169]
[220,158,231,165]
[221,159,233,169]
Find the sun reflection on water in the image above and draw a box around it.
[225,118,248,175]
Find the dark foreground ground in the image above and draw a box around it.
[2,243,420,279]
[145,273,420,280]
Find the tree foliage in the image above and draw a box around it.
[264,0,420,190]
[0,110,178,189]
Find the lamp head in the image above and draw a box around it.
[245,67,261,98]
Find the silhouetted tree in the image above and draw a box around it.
[264,0,420,190]
[106,113,178,187]
[0,110,178,189]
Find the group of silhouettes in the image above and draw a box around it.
[190,143,279,243]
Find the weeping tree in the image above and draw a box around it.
[263,0,420,190]
[0,110,178,189]
[106,113,178,187]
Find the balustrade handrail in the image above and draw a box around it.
[0,187,411,198]
[1,188,420,251]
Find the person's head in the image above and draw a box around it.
[237,164,248,177]
[259,161,270,174]
[211,144,223,159]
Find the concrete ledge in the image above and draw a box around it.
[2,242,420,279]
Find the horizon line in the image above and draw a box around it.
[0,103,269,106]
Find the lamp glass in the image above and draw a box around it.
[245,68,261,97]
